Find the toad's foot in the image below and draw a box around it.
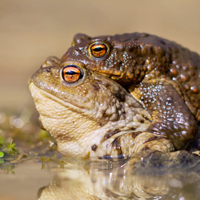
[97,131,175,160]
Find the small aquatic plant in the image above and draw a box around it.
[0,133,18,164]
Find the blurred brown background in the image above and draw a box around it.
[1,0,200,111]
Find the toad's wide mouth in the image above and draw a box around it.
[29,82,90,116]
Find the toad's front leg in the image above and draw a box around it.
[97,131,174,160]
[131,82,198,150]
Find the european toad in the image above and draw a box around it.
[29,62,175,159]
[60,33,200,150]
[29,32,200,159]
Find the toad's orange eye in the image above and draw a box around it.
[90,43,107,58]
[62,65,83,83]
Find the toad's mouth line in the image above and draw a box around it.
[29,82,91,114]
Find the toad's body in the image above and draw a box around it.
[29,64,158,159]
[29,33,200,159]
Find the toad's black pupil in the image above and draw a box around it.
[64,70,83,79]
[94,47,104,51]
[65,71,79,75]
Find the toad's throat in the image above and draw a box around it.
[29,82,90,115]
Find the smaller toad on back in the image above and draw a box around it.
[59,33,200,150]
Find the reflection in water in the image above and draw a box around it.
[38,153,200,200]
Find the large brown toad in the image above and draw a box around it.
[59,33,199,151]
[29,32,200,159]
[29,62,175,159]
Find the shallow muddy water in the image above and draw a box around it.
[1,157,200,200]
[0,161,52,200]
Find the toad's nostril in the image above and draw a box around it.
[43,67,51,72]
[41,56,61,68]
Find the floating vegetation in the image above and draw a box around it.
[0,107,58,173]
[0,133,18,173]
[0,133,18,163]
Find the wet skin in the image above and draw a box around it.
[29,62,175,159]
[60,33,200,150]
[29,32,200,159]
